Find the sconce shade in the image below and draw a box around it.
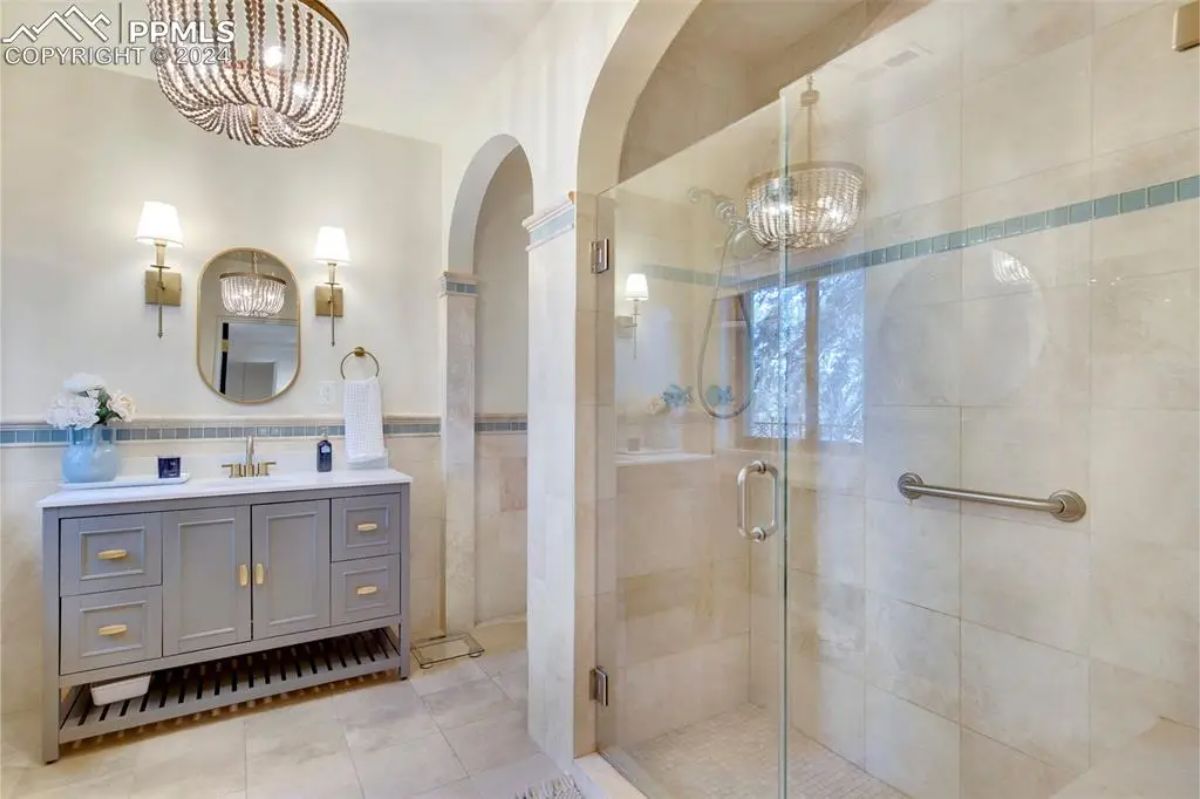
[624,273,649,303]
[135,201,183,247]
[313,226,350,265]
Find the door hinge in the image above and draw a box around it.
[591,238,611,274]
[590,666,610,706]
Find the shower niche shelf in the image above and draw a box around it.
[58,627,403,744]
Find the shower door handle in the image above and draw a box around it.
[737,460,779,542]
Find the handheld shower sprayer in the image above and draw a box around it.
[689,187,758,420]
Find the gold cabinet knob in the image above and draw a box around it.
[356,522,379,533]
[97,624,128,637]
[355,585,379,596]
[96,549,128,560]
[238,564,249,587]
[254,563,265,585]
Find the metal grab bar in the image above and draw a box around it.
[737,460,779,542]
[897,472,1086,522]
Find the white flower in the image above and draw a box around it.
[63,373,106,394]
[44,393,99,429]
[105,389,136,422]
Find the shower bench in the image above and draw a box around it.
[37,470,411,763]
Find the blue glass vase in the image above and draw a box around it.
[61,426,120,484]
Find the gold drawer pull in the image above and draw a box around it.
[238,564,249,587]
[355,585,379,596]
[97,624,128,637]
[254,563,265,585]
[97,549,128,560]
[356,522,379,533]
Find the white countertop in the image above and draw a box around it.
[38,468,412,509]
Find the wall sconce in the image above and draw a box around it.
[135,201,184,338]
[619,273,649,358]
[312,226,350,347]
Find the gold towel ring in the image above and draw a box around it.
[340,346,380,379]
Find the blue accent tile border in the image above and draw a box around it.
[475,416,528,433]
[444,281,477,296]
[0,417,441,447]
[730,173,1199,292]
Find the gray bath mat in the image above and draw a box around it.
[513,775,585,799]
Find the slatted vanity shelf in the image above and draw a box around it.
[39,470,411,763]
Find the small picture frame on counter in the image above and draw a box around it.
[157,456,182,479]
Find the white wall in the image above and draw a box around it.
[1,65,442,419]
[474,148,532,415]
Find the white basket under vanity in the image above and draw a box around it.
[37,469,411,763]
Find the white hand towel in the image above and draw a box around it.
[343,377,388,467]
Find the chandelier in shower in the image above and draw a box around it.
[221,251,287,317]
[148,0,349,148]
[745,76,864,251]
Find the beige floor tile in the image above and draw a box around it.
[420,678,515,731]
[412,779,480,799]
[410,659,489,697]
[13,770,134,799]
[476,648,527,678]
[442,708,538,775]
[129,717,246,798]
[246,749,362,799]
[245,699,346,764]
[468,753,562,798]
[9,740,137,798]
[351,732,466,798]
[493,665,528,704]
[333,680,440,753]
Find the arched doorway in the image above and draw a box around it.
[432,135,532,668]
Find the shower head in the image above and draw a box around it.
[688,186,742,230]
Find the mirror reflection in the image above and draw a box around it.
[197,248,300,403]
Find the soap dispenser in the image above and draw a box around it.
[317,429,333,472]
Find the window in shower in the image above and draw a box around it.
[746,269,865,443]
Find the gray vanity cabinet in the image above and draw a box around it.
[162,507,251,655]
[251,500,331,638]
[41,478,409,763]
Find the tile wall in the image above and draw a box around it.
[754,3,1199,797]
[602,2,1198,797]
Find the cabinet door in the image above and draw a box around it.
[251,501,330,639]
[162,507,251,656]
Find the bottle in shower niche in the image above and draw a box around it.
[317,430,333,472]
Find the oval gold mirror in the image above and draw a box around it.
[197,248,300,403]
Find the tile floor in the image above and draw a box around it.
[2,621,561,799]
[613,705,902,798]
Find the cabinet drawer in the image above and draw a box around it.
[61,513,162,596]
[61,586,162,674]
[331,495,401,562]
[331,556,400,625]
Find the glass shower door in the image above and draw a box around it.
[777,2,1200,797]
[592,94,793,797]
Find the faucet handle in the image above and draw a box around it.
[255,461,277,477]
[221,463,244,479]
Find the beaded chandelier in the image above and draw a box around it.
[148,0,349,148]
[745,76,864,251]
[221,251,287,317]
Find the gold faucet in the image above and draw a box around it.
[222,434,277,478]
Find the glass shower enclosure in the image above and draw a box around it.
[593,2,1200,797]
